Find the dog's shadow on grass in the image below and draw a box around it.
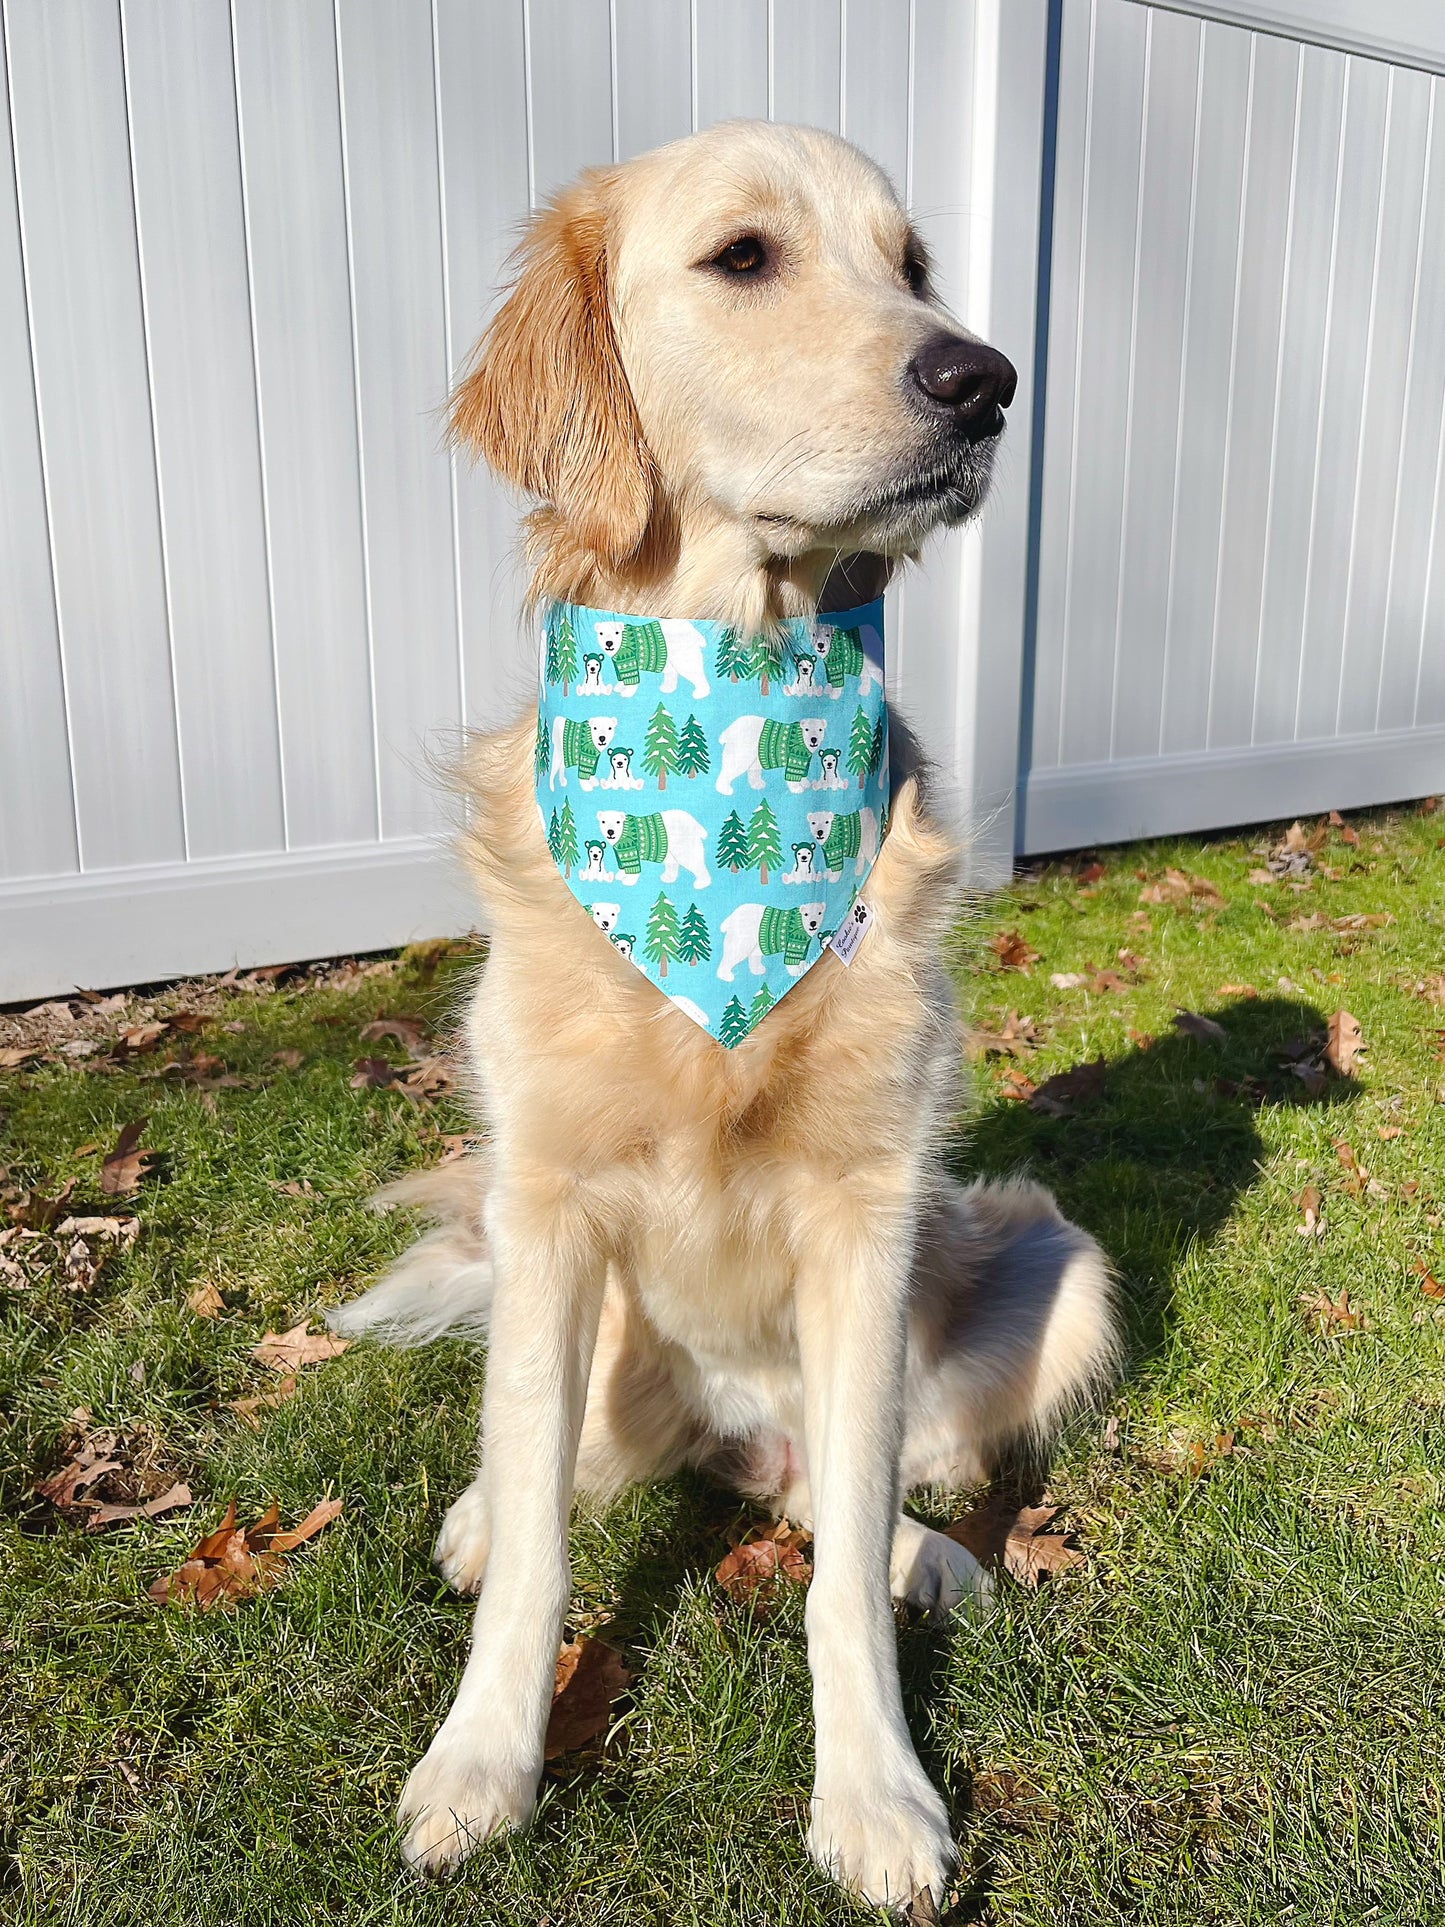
[545,999,1359,1905]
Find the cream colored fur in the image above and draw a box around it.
[329,121,1117,1912]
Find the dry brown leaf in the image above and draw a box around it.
[1028,1057,1106,1118]
[35,1440,124,1508]
[544,1637,630,1759]
[1376,1125,1403,1140]
[116,1021,168,1055]
[226,1375,298,1428]
[989,929,1040,973]
[1173,1010,1228,1046]
[1075,860,1106,886]
[360,1015,430,1055]
[350,1057,398,1090]
[271,1049,304,1070]
[252,1322,350,1370]
[0,1045,44,1069]
[10,1180,75,1231]
[1325,1009,1365,1077]
[187,1281,225,1319]
[1297,1186,1325,1239]
[999,1066,1038,1102]
[1414,1257,1445,1299]
[945,1501,1085,1588]
[101,1121,156,1196]
[971,1010,1042,1059]
[715,1525,812,1608]
[149,1495,341,1609]
[54,1214,138,1246]
[1301,1288,1364,1334]
[88,1482,193,1529]
[1139,868,1225,909]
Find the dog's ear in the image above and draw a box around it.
[450,171,655,571]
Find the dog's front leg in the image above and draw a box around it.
[399,1184,605,1873]
[795,1196,957,1911]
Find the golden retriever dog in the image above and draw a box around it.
[331,120,1116,1910]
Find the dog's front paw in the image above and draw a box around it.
[433,1480,491,1596]
[808,1769,958,1910]
[398,1734,536,1874]
[889,1521,994,1619]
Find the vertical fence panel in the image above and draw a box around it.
[614,0,693,155]
[433,0,532,736]
[770,0,842,130]
[841,0,909,186]
[122,0,284,860]
[0,16,75,882]
[231,0,377,849]
[6,0,183,872]
[336,0,459,840]
[526,0,615,199]
[695,0,769,124]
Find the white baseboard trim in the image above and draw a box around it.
[1,837,479,1003]
[1018,723,1445,854]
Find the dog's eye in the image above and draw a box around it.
[903,245,930,297]
[711,235,768,276]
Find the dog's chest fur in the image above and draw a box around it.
[460,714,962,1416]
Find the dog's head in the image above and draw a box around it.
[451,122,1014,595]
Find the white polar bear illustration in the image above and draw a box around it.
[813,623,885,701]
[594,618,710,699]
[549,713,616,790]
[666,995,711,1032]
[813,748,848,791]
[783,842,821,885]
[715,716,827,794]
[595,809,711,890]
[579,654,606,693]
[580,840,609,879]
[807,806,880,879]
[783,654,820,697]
[600,746,643,790]
[590,902,621,935]
[717,901,827,981]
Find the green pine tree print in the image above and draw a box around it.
[546,808,563,866]
[534,711,550,779]
[545,609,577,694]
[643,704,680,789]
[675,714,710,778]
[847,705,873,787]
[644,893,681,978]
[747,798,781,886]
[746,638,774,695]
[718,810,750,872]
[556,798,579,877]
[748,982,776,1030]
[869,714,886,777]
[716,627,750,681]
[676,903,711,965]
[718,995,750,1047]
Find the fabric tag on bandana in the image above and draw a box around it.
[535,597,890,1047]
[827,896,874,965]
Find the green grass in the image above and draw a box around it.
[3,803,1445,1927]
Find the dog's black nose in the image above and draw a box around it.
[907,333,1016,437]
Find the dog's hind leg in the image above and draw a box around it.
[900,1177,1119,1492]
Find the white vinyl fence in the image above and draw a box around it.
[2,0,1442,1001]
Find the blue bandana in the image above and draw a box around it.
[535,599,890,1045]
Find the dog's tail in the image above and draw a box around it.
[327,1155,494,1346]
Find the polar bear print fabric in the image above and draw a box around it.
[537,597,888,1046]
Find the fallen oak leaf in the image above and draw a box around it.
[1296,1186,1325,1238]
[715,1526,812,1608]
[1028,1057,1106,1117]
[1173,1010,1228,1046]
[989,929,1039,973]
[350,1056,398,1090]
[88,1482,193,1530]
[1414,1257,1445,1299]
[1325,1009,1365,1077]
[226,1375,298,1428]
[148,1495,339,1609]
[252,1322,350,1370]
[945,1501,1085,1589]
[1300,1288,1364,1334]
[54,1214,138,1246]
[544,1636,630,1759]
[359,1015,430,1055]
[268,1496,344,1553]
[187,1281,225,1319]
[101,1121,156,1196]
